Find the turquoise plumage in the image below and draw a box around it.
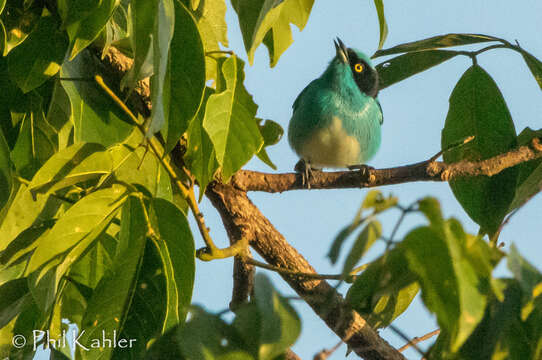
[288,39,383,176]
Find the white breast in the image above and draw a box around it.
[300,116,360,168]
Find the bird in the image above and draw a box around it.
[288,38,383,186]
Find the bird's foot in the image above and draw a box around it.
[348,164,374,182]
[294,159,320,189]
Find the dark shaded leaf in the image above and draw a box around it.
[0,128,11,210]
[149,198,195,331]
[376,50,460,90]
[0,278,28,328]
[374,33,500,57]
[519,49,542,90]
[7,9,68,93]
[342,221,381,277]
[442,65,517,235]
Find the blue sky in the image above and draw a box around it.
[191,1,542,359]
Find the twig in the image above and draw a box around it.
[314,340,342,360]
[398,329,441,353]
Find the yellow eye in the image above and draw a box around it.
[354,63,364,72]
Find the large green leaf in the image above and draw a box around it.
[25,185,127,276]
[373,0,388,50]
[403,225,487,351]
[203,56,263,180]
[66,0,119,59]
[61,51,133,147]
[147,0,174,135]
[76,195,147,359]
[376,50,460,90]
[346,246,417,329]
[0,128,11,211]
[0,184,62,253]
[121,0,157,91]
[27,142,107,197]
[519,49,542,91]
[0,278,28,328]
[149,198,195,331]
[184,87,218,199]
[10,93,56,179]
[190,0,228,81]
[7,9,68,93]
[373,33,501,57]
[231,0,314,66]
[442,65,517,235]
[162,0,205,153]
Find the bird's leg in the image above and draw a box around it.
[294,159,319,189]
[348,164,374,182]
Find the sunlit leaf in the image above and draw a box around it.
[203,56,263,180]
[373,0,388,50]
[232,0,314,67]
[442,65,517,235]
[76,195,146,360]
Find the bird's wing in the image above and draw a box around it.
[377,99,384,125]
[292,79,319,111]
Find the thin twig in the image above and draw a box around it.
[388,324,426,357]
[398,329,441,353]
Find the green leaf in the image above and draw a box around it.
[0,0,42,54]
[76,195,147,359]
[0,128,11,211]
[327,203,365,264]
[248,274,300,360]
[162,0,205,153]
[362,189,398,213]
[27,142,107,197]
[442,65,517,235]
[10,93,56,179]
[376,50,460,90]
[403,226,487,351]
[519,48,542,90]
[509,127,542,211]
[374,33,501,57]
[121,0,157,92]
[0,184,62,253]
[57,0,100,27]
[0,278,28,328]
[66,0,119,59]
[149,198,195,331]
[203,56,264,180]
[342,221,381,277]
[0,220,54,268]
[508,244,542,318]
[25,184,127,276]
[185,87,219,199]
[191,0,228,81]
[256,118,283,170]
[346,246,417,329]
[147,0,174,135]
[61,51,133,147]
[231,0,314,67]
[373,0,388,50]
[6,9,68,93]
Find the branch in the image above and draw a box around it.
[398,329,441,353]
[230,139,542,193]
[206,183,405,360]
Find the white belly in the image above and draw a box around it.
[300,116,360,168]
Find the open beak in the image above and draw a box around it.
[334,37,349,64]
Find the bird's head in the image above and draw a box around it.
[333,38,379,98]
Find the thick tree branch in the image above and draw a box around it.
[206,183,405,360]
[230,139,542,193]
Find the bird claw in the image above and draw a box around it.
[348,164,374,181]
[294,159,318,189]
